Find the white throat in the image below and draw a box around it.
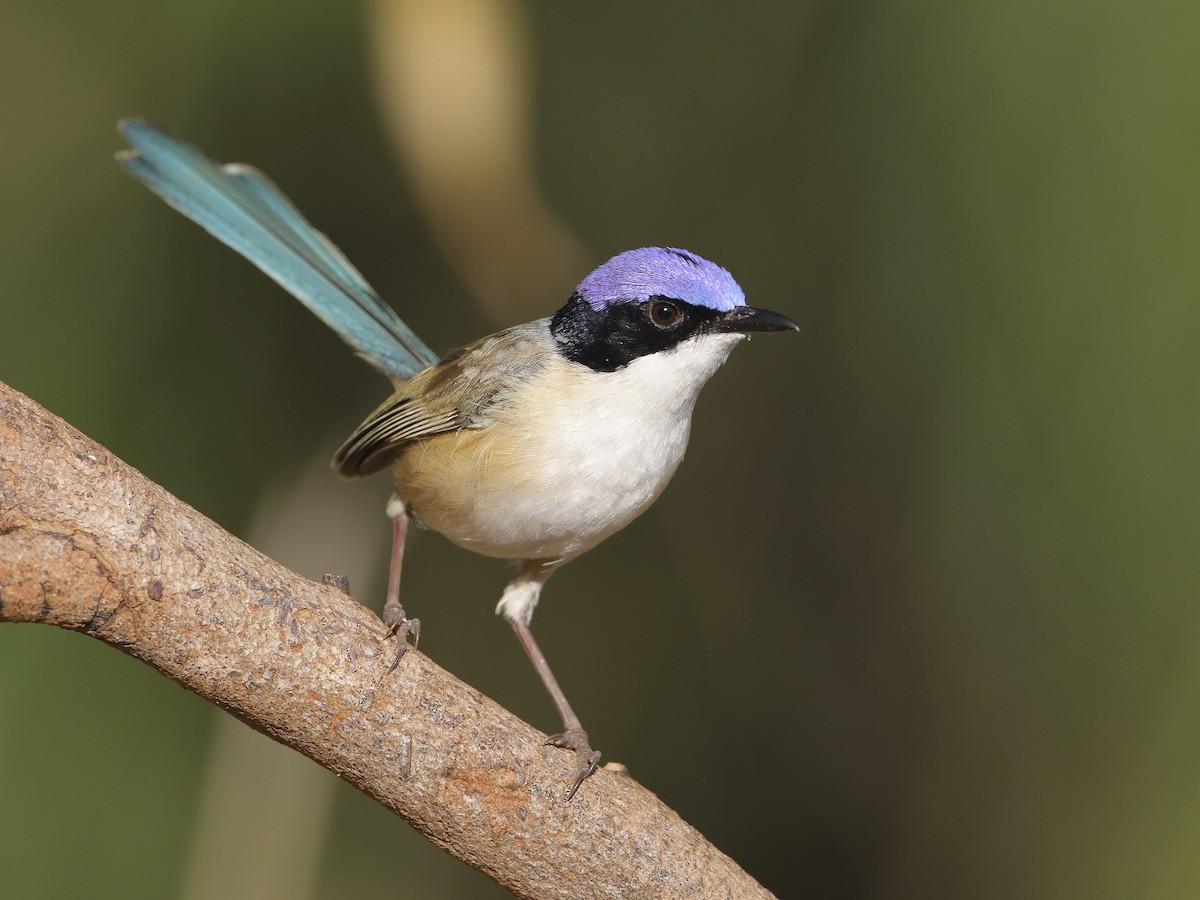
[485,331,745,624]
[618,331,746,405]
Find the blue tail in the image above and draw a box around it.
[116,119,437,381]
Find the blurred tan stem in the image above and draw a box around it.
[180,454,386,900]
[180,717,337,900]
[369,0,587,323]
[0,381,771,899]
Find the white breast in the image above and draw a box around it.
[444,332,745,561]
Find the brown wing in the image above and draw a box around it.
[331,394,464,476]
[331,320,551,477]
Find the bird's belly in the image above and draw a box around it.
[395,388,694,561]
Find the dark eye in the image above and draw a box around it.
[647,299,683,329]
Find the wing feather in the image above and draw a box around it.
[331,321,553,478]
[333,398,463,477]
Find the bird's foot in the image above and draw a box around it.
[382,603,420,673]
[544,728,601,801]
[322,573,352,595]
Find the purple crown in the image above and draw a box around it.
[576,247,745,312]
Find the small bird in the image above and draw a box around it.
[116,119,798,799]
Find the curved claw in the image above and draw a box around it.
[543,728,601,801]
[384,615,421,673]
[564,750,601,802]
[321,573,352,595]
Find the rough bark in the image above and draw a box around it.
[0,380,771,900]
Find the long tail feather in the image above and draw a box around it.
[116,119,437,381]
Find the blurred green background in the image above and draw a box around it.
[2,1,1198,897]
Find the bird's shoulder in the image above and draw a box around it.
[412,318,554,418]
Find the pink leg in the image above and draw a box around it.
[504,564,600,801]
[509,611,601,801]
[382,501,420,672]
[511,618,584,734]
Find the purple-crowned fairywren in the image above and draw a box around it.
[116,119,798,799]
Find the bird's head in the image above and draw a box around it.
[550,247,797,373]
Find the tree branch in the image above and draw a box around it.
[0,380,771,900]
